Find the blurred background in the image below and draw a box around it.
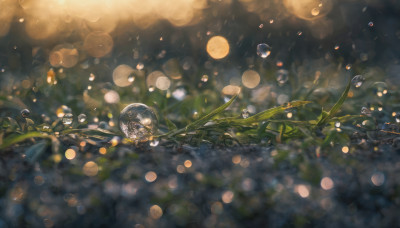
[1,0,400,127]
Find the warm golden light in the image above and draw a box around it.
[84,31,114,58]
[113,65,135,87]
[284,0,332,20]
[320,177,334,190]
[65,148,76,160]
[149,205,163,219]
[83,161,99,176]
[207,36,230,60]
[242,70,261,89]
[145,171,157,182]
[295,184,310,198]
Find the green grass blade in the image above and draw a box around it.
[226,100,311,125]
[185,95,238,131]
[0,132,50,149]
[316,78,351,127]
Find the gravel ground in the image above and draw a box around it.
[1,135,400,228]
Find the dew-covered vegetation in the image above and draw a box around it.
[1,0,400,227]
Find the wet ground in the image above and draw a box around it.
[1,136,400,228]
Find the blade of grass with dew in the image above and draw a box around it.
[185,94,238,131]
[316,78,351,127]
[164,95,238,137]
[221,100,311,125]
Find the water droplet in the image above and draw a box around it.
[128,75,135,82]
[241,109,250,118]
[78,114,87,123]
[361,107,371,116]
[201,75,209,82]
[56,105,72,118]
[119,103,158,142]
[335,121,341,128]
[372,82,388,97]
[311,8,320,16]
[21,109,30,118]
[172,87,187,101]
[89,73,95,81]
[62,113,73,125]
[256,43,271,58]
[334,45,340,50]
[345,64,352,70]
[351,75,365,88]
[297,31,303,36]
[368,21,374,27]
[276,69,289,85]
[395,113,400,123]
[136,62,144,70]
[149,139,160,147]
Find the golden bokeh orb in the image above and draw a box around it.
[206,36,230,60]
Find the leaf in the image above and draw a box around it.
[25,140,48,163]
[223,100,311,125]
[165,118,177,131]
[185,95,238,131]
[61,128,117,137]
[316,78,351,127]
[0,132,50,149]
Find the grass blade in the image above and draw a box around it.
[224,100,311,125]
[185,95,238,131]
[316,78,351,127]
[0,132,50,149]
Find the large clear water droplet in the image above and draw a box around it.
[256,43,271,58]
[351,75,365,88]
[119,103,158,142]
[78,114,87,123]
[63,113,73,125]
[21,109,30,118]
[276,69,289,85]
[372,82,388,97]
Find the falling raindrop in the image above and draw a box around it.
[21,109,30,118]
[256,43,271,58]
[351,75,365,88]
[276,69,289,85]
[63,113,73,125]
[241,109,250,118]
[78,114,87,123]
[119,103,158,142]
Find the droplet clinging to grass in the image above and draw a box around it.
[119,103,158,142]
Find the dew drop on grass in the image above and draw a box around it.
[21,109,30,118]
[78,114,87,123]
[351,75,365,88]
[256,43,271,58]
[63,113,73,125]
[119,103,158,142]
[241,109,250,118]
[276,69,289,85]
